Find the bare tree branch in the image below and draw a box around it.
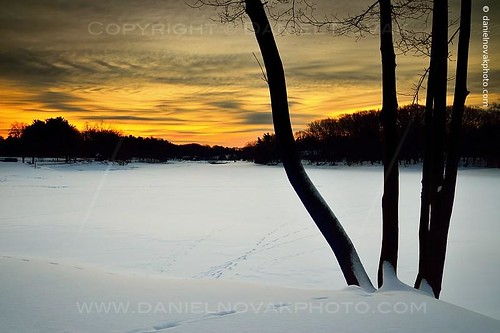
[252,51,269,83]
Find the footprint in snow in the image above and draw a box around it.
[205,310,237,317]
[126,320,182,333]
[134,311,237,333]
[268,303,290,310]
[153,321,182,330]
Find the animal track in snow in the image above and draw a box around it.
[196,224,314,279]
[128,310,237,333]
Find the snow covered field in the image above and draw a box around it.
[0,160,499,331]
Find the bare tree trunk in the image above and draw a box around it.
[416,0,473,299]
[378,0,400,288]
[415,11,438,293]
[429,0,472,298]
[425,0,449,298]
[244,0,374,291]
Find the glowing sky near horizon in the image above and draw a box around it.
[0,0,498,147]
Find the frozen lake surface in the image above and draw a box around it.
[1,160,499,319]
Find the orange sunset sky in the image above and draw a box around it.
[0,0,498,147]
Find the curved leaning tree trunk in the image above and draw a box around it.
[244,0,375,292]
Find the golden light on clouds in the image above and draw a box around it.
[0,0,498,147]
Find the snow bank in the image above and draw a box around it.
[1,256,499,333]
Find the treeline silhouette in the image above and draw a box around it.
[244,104,500,167]
[0,117,239,163]
[1,104,498,166]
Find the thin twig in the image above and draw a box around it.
[252,52,269,83]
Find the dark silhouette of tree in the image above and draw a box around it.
[5,108,497,167]
[4,122,28,161]
[194,0,477,298]
[82,123,123,161]
[21,119,46,162]
[415,0,448,296]
[245,133,279,165]
[8,122,27,139]
[415,0,472,298]
[397,105,425,165]
[378,0,400,287]
[45,117,81,161]
[198,0,375,290]
[468,105,500,167]
[295,114,382,164]
[294,105,496,168]
[133,136,176,162]
[21,117,80,162]
[3,118,241,163]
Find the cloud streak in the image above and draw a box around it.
[0,0,498,146]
